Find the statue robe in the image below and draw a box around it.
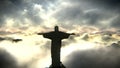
[43,31,70,67]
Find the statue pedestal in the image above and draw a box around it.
[49,62,66,68]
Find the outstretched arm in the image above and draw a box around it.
[37,32,53,39]
[69,33,75,35]
[37,33,45,35]
[61,32,75,39]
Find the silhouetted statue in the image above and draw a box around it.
[38,26,74,68]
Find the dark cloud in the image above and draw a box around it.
[0,0,18,27]
[0,48,37,68]
[69,0,120,10]
[84,11,106,26]
[0,48,18,68]
[0,37,5,41]
[0,0,20,15]
[24,9,43,25]
[0,0,28,27]
[52,1,104,27]
[0,0,57,27]
[52,0,120,29]
[0,36,23,43]
[65,47,120,68]
[85,0,120,8]
[0,0,120,29]
[54,5,83,24]
[110,16,120,28]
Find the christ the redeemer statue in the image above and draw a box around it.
[38,26,74,68]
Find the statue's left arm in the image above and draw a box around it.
[61,32,75,39]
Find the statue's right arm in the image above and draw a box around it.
[37,33,45,35]
[37,32,52,39]
[37,33,48,38]
[69,33,75,35]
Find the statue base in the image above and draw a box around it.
[49,62,66,68]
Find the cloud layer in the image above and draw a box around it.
[65,47,120,68]
[0,0,120,30]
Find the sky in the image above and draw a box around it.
[0,0,120,68]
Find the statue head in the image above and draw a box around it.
[55,26,59,31]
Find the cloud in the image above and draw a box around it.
[0,31,18,35]
[53,4,83,24]
[0,0,57,28]
[110,15,120,28]
[84,0,120,9]
[65,47,120,68]
[49,0,120,29]
[68,0,120,10]
[0,48,18,68]
[0,0,26,27]
[0,37,5,41]
[0,38,51,68]
[0,0,17,27]
[0,0,120,30]
[0,48,43,68]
